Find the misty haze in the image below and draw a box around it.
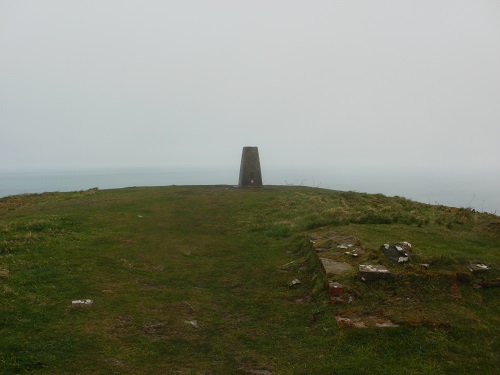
[1,1,499,202]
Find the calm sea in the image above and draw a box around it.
[0,166,498,215]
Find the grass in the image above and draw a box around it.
[0,185,499,374]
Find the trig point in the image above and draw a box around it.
[239,147,262,187]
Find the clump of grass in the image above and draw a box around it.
[246,187,496,235]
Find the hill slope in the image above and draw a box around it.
[1,186,499,374]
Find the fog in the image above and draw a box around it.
[1,1,499,184]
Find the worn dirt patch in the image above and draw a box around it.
[335,315,399,329]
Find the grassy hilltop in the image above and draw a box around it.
[1,186,499,374]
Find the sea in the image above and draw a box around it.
[0,166,498,215]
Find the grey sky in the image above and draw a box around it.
[1,0,499,172]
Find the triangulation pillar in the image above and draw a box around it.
[239,147,262,187]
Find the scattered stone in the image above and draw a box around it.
[468,263,490,273]
[358,264,392,281]
[420,263,430,269]
[375,321,400,328]
[311,234,364,254]
[380,242,412,263]
[327,281,343,296]
[71,299,93,307]
[330,296,344,304]
[335,316,360,328]
[183,320,198,328]
[319,258,353,275]
[290,279,301,286]
[328,281,344,304]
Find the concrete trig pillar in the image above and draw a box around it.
[239,147,262,187]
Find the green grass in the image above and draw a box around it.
[1,186,499,374]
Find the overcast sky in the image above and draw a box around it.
[1,1,499,173]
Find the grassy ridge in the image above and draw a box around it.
[0,186,499,374]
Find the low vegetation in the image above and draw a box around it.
[1,186,499,374]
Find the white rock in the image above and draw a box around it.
[375,322,400,328]
[475,264,489,269]
[71,299,93,307]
